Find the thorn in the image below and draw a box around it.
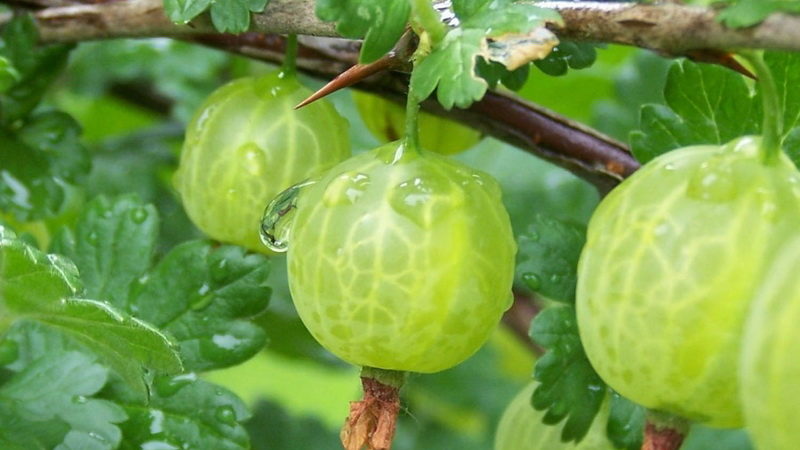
[294,55,398,109]
[685,49,756,79]
[294,29,416,110]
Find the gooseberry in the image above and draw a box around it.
[275,141,516,372]
[576,136,800,427]
[175,71,350,253]
[740,236,800,450]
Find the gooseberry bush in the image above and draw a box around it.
[2,0,800,449]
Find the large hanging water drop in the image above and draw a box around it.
[260,179,316,252]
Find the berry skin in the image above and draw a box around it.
[576,136,800,427]
[286,141,516,373]
[175,71,350,253]
[353,91,481,155]
[741,236,800,450]
[495,382,614,450]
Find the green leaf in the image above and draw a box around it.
[315,0,410,63]
[0,15,72,122]
[51,195,158,308]
[515,214,585,303]
[530,305,606,443]
[0,231,182,396]
[411,28,488,109]
[129,241,271,371]
[116,375,250,450]
[17,111,90,184]
[631,52,800,165]
[0,351,127,450]
[717,0,800,28]
[245,0,269,12]
[606,392,645,450]
[210,0,252,33]
[163,0,213,23]
[410,1,560,109]
[0,56,20,93]
[534,42,598,76]
[682,426,753,450]
[32,299,182,395]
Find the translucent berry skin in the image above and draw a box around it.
[576,136,800,427]
[741,237,800,450]
[175,71,350,253]
[353,91,481,155]
[287,142,516,373]
[495,382,613,450]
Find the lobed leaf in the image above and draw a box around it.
[0,351,127,450]
[630,52,800,165]
[515,214,585,304]
[529,305,606,442]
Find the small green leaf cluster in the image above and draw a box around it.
[164,0,270,33]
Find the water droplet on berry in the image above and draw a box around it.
[389,176,461,228]
[687,160,736,202]
[237,142,266,176]
[260,179,316,252]
[323,172,371,206]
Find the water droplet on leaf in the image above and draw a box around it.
[131,207,149,224]
[154,373,197,398]
[215,405,237,425]
[522,272,541,290]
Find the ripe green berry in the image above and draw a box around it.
[741,236,800,450]
[353,91,481,155]
[175,71,350,253]
[495,382,613,450]
[283,141,516,372]
[576,136,800,427]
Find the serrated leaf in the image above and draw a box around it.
[0,351,127,450]
[631,52,800,165]
[515,214,585,303]
[163,0,213,23]
[534,41,598,76]
[32,298,182,395]
[411,28,488,109]
[606,392,645,450]
[245,0,269,12]
[717,0,800,28]
[51,195,158,308]
[0,56,20,93]
[129,241,270,371]
[316,0,410,63]
[116,375,250,450]
[530,305,605,442]
[0,232,182,396]
[210,0,251,33]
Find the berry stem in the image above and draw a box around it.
[642,411,689,450]
[281,34,298,77]
[341,367,406,450]
[403,90,422,154]
[740,50,782,164]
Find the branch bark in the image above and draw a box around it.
[26,0,800,52]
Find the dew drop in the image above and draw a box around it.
[522,272,541,290]
[215,405,237,426]
[131,207,149,224]
[154,373,197,398]
[323,172,371,206]
[260,179,316,252]
[72,395,88,404]
[686,160,736,202]
[190,283,214,311]
[237,142,266,176]
[389,175,460,228]
[88,231,99,244]
[87,431,106,442]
